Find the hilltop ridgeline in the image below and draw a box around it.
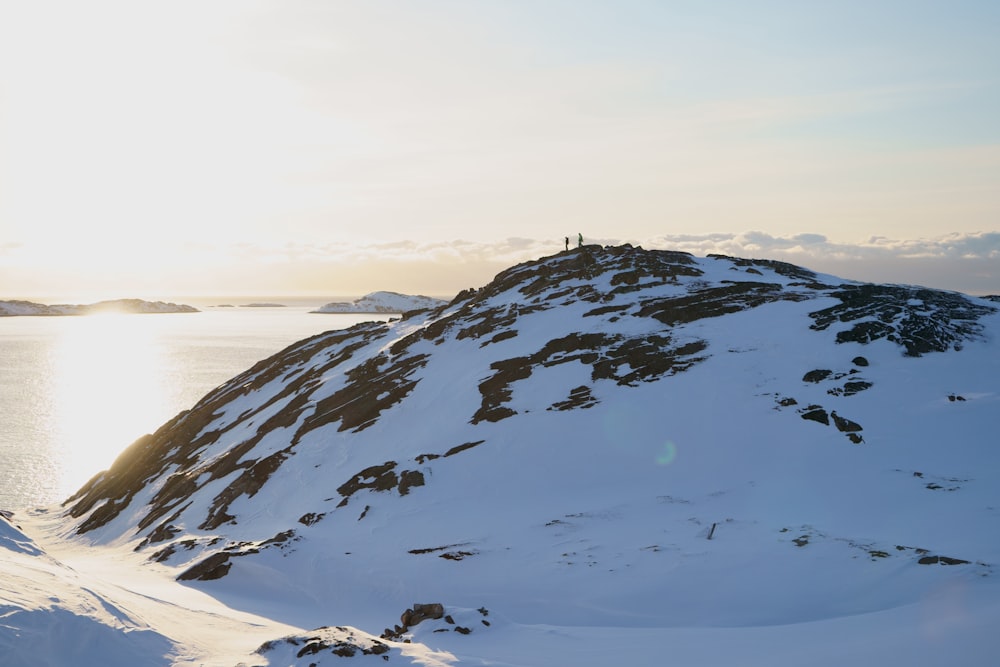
[56,244,998,651]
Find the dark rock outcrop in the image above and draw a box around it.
[809,284,995,356]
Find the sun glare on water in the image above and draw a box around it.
[49,313,169,495]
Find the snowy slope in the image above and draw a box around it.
[5,245,1000,665]
[1,509,300,666]
[312,291,447,313]
[0,510,176,666]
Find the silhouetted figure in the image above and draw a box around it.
[577,233,583,248]
[564,236,569,251]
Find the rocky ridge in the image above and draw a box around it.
[56,244,1000,654]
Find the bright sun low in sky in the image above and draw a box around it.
[1,0,998,299]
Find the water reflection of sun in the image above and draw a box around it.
[50,314,169,496]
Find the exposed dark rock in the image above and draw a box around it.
[298,512,325,526]
[151,543,177,563]
[398,470,425,496]
[337,461,399,499]
[923,475,964,491]
[583,303,631,318]
[637,281,810,327]
[408,542,472,556]
[444,440,485,457]
[379,601,483,641]
[138,519,182,549]
[918,555,970,566]
[799,406,830,425]
[549,385,598,411]
[177,552,235,581]
[259,628,391,661]
[336,461,426,507]
[201,448,291,530]
[401,603,444,629]
[483,329,518,346]
[707,255,820,282]
[830,412,863,433]
[473,356,535,423]
[809,284,996,356]
[151,538,199,563]
[594,337,708,386]
[852,356,869,367]
[66,323,389,534]
[611,269,643,286]
[456,306,520,342]
[473,332,706,424]
[296,352,430,437]
[803,369,833,383]
[175,530,296,580]
[828,380,873,397]
[262,530,296,547]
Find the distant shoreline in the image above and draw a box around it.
[0,298,199,317]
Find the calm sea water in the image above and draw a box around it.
[0,303,389,510]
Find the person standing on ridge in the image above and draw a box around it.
[565,236,569,251]
[577,233,583,248]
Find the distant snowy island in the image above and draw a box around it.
[0,299,199,317]
[312,290,448,314]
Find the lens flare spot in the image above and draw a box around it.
[656,441,678,466]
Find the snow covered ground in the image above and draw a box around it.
[7,501,999,666]
[3,246,999,665]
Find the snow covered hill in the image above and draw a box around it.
[5,244,1000,665]
[311,291,447,313]
[0,298,198,316]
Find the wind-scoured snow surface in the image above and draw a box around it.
[5,245,1000,665]
[312,291,447,313]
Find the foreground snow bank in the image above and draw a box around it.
[5,506,1000,666]
[0,511,175,666]
[1,510,305,667]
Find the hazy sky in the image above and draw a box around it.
[1,0,998,299]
